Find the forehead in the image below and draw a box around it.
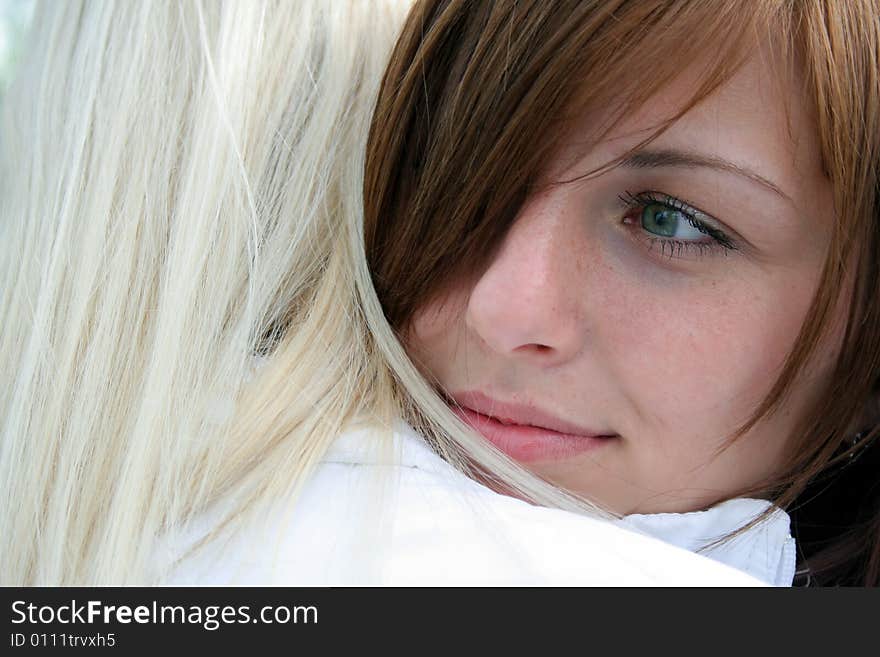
[561,48,825,201]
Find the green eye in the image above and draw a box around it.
[618,191,739,256]
[641,203,682,238]
[640,203,705,240]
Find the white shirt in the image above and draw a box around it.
[158,422,794,586]
[618,499,795,586]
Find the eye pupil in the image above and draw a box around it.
[642,203,679,237]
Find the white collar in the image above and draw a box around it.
[326,421,796,586]
[618,499,796,586]
[323,420,472,476]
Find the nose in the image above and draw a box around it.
[465,200,584,366]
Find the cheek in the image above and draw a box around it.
[405,289,470,378]
[598,264,816,434]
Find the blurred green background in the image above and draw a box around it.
[1,0,35,93]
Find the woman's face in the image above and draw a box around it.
[405,51,840,514]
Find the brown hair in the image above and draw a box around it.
[364,0,880,585]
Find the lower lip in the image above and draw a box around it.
[452,406,616,463]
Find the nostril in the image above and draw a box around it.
[517,343,553,354]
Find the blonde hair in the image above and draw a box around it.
[1,0,598,585]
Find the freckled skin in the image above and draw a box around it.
[406,50,842,514]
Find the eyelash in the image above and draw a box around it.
[617,190,738,259]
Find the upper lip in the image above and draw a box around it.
[450,390,615,438]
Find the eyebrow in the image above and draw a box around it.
[618,148,792,203]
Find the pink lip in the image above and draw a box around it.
[449,391,617,463]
